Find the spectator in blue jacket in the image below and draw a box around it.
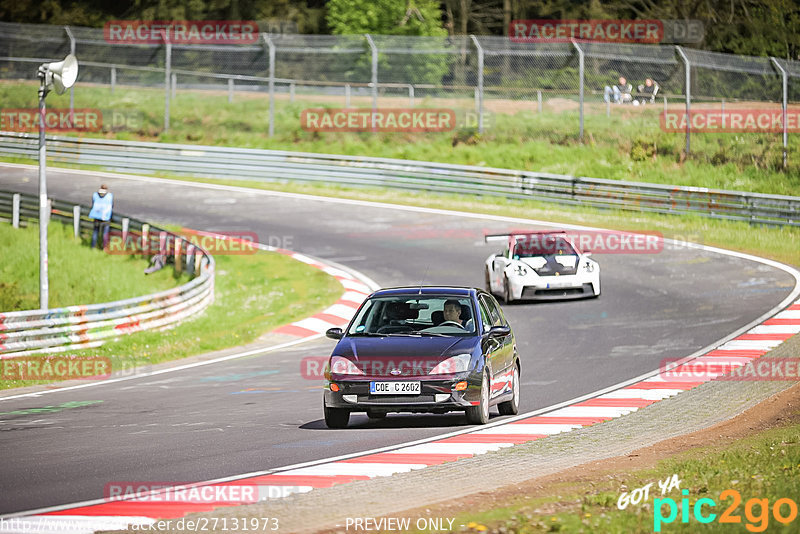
[89,184,113,249]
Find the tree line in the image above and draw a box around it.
[1,0,798,59]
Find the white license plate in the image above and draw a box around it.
[370,381,421,395]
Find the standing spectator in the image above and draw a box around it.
[604,76,632,104]
[89,184,113,249]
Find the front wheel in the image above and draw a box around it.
[466,369,490,425]
[324,404,350,428]
[498,364,520,416]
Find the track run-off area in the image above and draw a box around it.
[0,162,798,526]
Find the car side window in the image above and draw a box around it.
[480,295,503,327]
[478,298,492,332]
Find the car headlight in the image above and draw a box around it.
[329,356,364,375]
[583,260,595,273]
[429,353,472,374]
[514,264,528,276]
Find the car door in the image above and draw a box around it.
[482,293,514,378]
[479,294,512,397]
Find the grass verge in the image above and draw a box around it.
[0,227,344,390]
[0,221,189,310]
[1,81,798,195]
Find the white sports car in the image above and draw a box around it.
[484,231,600,303]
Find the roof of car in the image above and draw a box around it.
[370,286,477,298]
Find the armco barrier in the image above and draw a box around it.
[0,190,215,357]
[1,132,798,227]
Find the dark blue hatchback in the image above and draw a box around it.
[323,287,519,428]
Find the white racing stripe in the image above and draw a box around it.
[748,324,800,334]
[391,442,515,455]
[283,463,426,477]
[320,303,361,320]
[480,423,581,435]
[717,339,785,351]
[772,310,800,319]
[601,389,682,400]
[290,317,340,333]
[544,406,639,418]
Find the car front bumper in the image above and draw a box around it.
[324,376,481,413]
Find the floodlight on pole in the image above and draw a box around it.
[36,53,78,310]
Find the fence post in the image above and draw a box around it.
[64,26,75,123]
[263,34,275,137]
[571,41,584,141]
[290,81,295,102]
[770,57,788,169]
[228,78,234,103]
[163,31,171,132]
[676,46,691,154]
[345,84,351,107]
[171,73,176,99]
[121,217,129,250]
[110,65,116,94]
[142,223,150,258]
[721,99,725,128]
[12,193,20,228]
[408,84,414,107]
[365,34,378,129]
[537,90,542,113]
[174,239,183,274]
[72,205,80,237]
[186,244,195,276]
[470,35,484,134]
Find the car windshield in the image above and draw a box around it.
[513,234,577,258]
[347,295,476,336]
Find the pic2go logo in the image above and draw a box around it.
[654,489,798,532]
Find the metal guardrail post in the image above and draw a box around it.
[263,34,275,137]
[163,31,171,132]
[770,57,788,169]
[64,26,75,123]
[470,35,484,134]
[365,34,378,130]
[676,46,691,154]
[142,223,150,258]
[571,41,584,141]
[12,194,20,228]
[72,205,80,237]
[121,217,129,249]
[228,78,234,103]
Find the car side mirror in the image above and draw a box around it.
[488,325,511,337]
[326,328,343,340]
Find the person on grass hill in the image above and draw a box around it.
[89,184,113,249]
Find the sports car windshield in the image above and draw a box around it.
[347,296,476,336]
[513,234,577,257]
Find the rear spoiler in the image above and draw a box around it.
[484,230,568,243]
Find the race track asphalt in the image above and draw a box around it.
[0,165,794,514]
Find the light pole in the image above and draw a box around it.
[36,54,78,310]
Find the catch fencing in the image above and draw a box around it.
[1,21,799,159]
[0,189,215,356]
[0,132,797,228]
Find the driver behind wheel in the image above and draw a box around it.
[443,299,463,326]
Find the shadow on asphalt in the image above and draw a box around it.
[301,412,509,430]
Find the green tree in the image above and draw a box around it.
[327,0,447,36]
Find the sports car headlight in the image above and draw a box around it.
[583,261,595,273]
[514,264,528,276]
[429,353,472,374]
[329,356,364,375]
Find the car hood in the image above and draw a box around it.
[333,335,478,377]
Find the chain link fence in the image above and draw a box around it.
[1,21,799,165]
